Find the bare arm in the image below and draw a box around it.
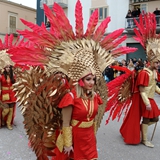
[62,106,72,127]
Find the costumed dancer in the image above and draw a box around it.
[106,13,160,147]
[0,35,17,130]
[121,12,160,148]
[0,65,16,130]
[7,0,137,159]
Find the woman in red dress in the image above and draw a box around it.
[0,65,16,130]
[53,69,103,160]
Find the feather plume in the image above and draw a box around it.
[75,0,83,38]
[104,35,127,51]
[93,17,111,42]
[85,9,98,38]
[53,3,75,39]
[101,29,124,47]
[111,47,137,57]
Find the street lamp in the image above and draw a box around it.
[40,0,48,9]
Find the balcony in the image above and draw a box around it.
[130,0,157,4]
[125,15,160,34]
[40,0,68,9]
[54,0,68,8]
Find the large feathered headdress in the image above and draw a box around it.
[8,0,136,81]
[134,12,160,62]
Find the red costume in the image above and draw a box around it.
[0,74,16,127]
[120,68,160,144]
[0,74,16,103]
[53,89,103,160]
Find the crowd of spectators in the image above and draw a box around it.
[103,58,149,83]
[126,7,160,28]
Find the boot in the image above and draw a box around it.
[2,108,10,126]
[141,123,154,148]
[6,108,13,130]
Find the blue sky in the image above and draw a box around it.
[9,0,36,9]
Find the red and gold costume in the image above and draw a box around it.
[0,74,16,103]
[6,0,136,159]
[0,73,16,129]
[54,89,102,159]
[106,13,160,148]
[120,68,160,144]
[0,35,16,129]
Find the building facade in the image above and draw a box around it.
[0,0,36,40]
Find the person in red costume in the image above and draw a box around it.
[6,1,137,159]
[0,65,16,130]
[53,69,103,160]
[120,13,160,148]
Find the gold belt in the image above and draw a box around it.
[71,119,94,128]
[2,86,13,90]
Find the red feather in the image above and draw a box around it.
[111,47,137,57]
[106,70,133,124]
[93,17,111,42]
[85,9,98,38]
[101,29,124,47]
[53,3,75,39]
[75,0,83,38]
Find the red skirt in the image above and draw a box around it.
[71,125,97,160]
[141,98,160,118]
[52,125,97,160]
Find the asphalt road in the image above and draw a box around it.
[0,94,160,160]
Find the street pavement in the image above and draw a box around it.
[0,94,160,160]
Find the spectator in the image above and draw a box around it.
[126,10,133,28]
[153,8,160,25]
[46,21,51,28]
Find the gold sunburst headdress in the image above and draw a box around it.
[0,34,15,70]
[134,12,160,62]
[8,0,136,81]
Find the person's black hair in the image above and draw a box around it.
[3,66,15,84]
[135,60,144,71]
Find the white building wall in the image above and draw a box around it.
[68,0,91,33]
[107,0,129,32]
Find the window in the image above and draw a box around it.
[141,4,147,13]
[99,8,103,20]
[8,12,17,34]
[90,6,108,21]
[10,16,16,33]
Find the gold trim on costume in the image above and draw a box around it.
[71,119,94,128]
[2,86,13,90]
[82,99,94,121]
[56,132,64,152]
[62,127,72,147]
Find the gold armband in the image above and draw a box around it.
[62,126,72,147]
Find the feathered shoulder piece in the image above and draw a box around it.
[8,0,137,81]
[133,12,160,62]
[105,66,134,124]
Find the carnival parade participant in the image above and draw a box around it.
[0,65,16,130]
[7,0,137,159]
[105,13,160,148]
[0,35,17,130]
[120,13,160,148]
[52,68,103,159]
